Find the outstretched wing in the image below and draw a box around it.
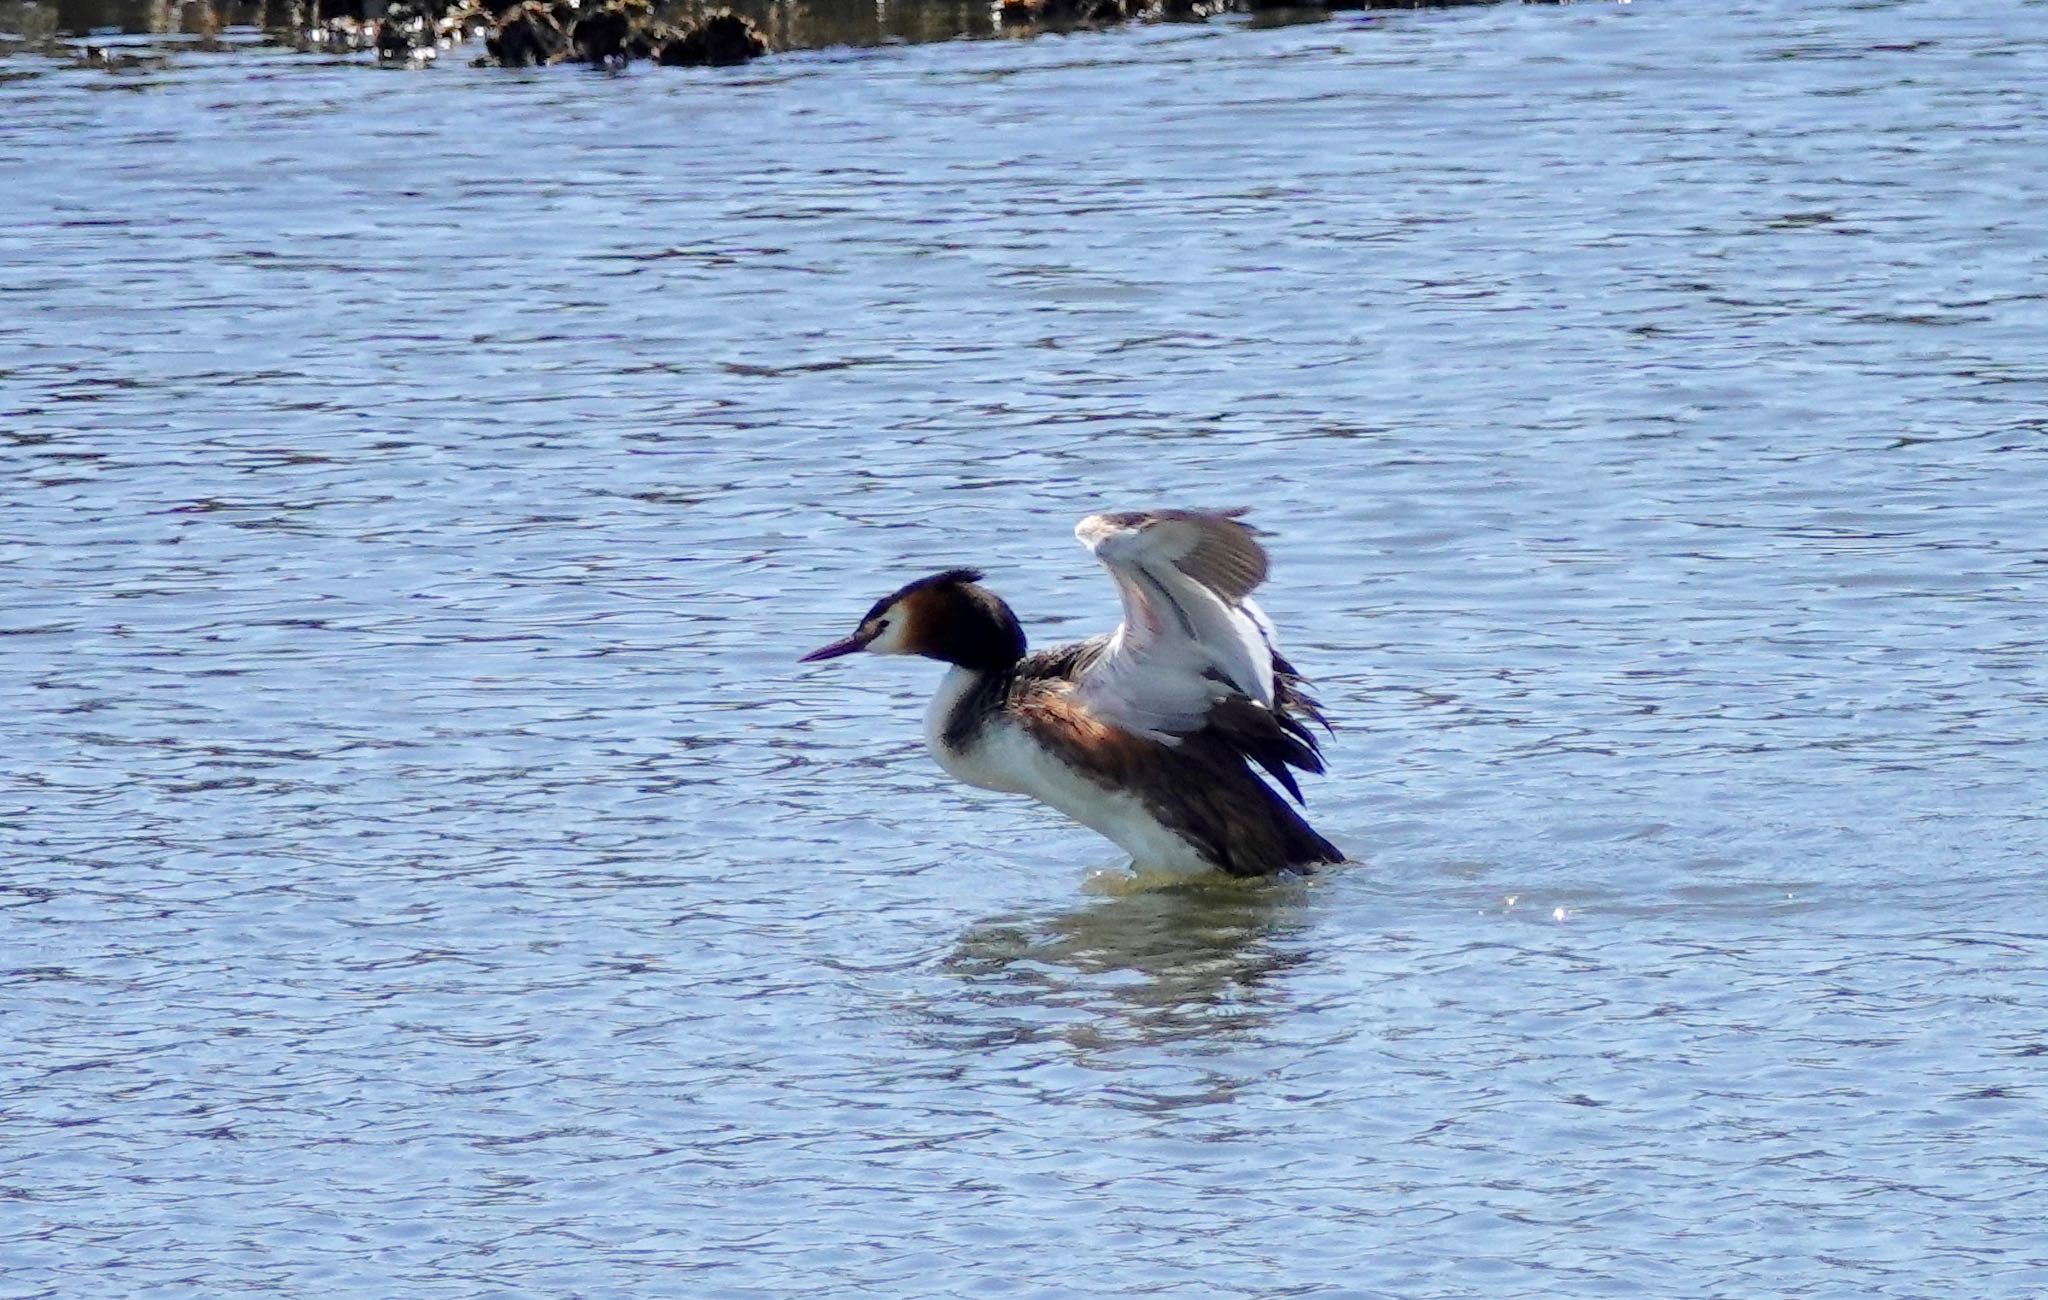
[1072,508,1328,800]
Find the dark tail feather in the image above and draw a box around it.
[1209,696,1324,806]
[1272,652,1333,735]
[1259,654,1340,869]
[1238,761,1344,875]
[1278,801,1344,871]
[1254,754,1305,803]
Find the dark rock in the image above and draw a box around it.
[571,5,632,64]
[999,0,1130,26]
[375,0,431,60]
[571,0,667,66]
[307,14,376,50]
[655,10,766,67]
[438,1,496,43]
[485,0,570,65]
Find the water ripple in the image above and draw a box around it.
[5,0,2047,1295]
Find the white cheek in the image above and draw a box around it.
[867,618,914,655]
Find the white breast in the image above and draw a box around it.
[923,667,1213,874]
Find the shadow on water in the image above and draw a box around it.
[926,879,1317,1052]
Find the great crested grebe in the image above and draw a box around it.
[800,508,1343,877]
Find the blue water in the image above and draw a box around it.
[5,1,2047,1294]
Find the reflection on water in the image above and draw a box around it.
[939,881,1314,1050]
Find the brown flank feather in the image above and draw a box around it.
[1011,680,1337,877]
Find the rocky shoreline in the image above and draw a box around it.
[5,0,1500,71]
[360,0,768,67]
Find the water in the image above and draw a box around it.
[5,1,2048,1294]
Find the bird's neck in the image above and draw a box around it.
[925,594,1027,673]
[926,662,1015,760]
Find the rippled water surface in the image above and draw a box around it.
[6,1,2048,1294]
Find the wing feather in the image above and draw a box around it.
[1071,510,1327,802]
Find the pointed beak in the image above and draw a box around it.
[799,627,877,663]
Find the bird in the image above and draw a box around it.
[799,508,1343,878]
